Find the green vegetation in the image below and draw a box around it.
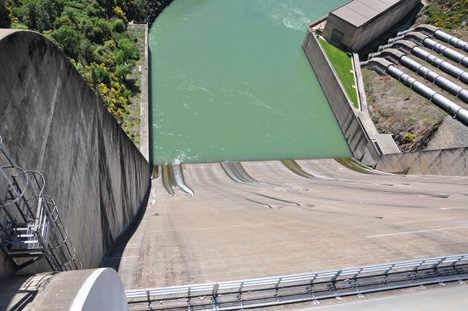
[318,38,359,108]
[417,0,468,29]
[0,0,149,144]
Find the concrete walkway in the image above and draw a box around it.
[303,284,468,310]
[138,23,150,162]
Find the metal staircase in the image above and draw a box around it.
[0,136,81,271]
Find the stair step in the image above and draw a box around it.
[0,227,31,232]
[0,234,35,239]
[10,253,46,258]
[18,234,35,238]
[6,247,44,253]
[3,240,39,245]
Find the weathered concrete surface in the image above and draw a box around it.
[302,30,380,166]
[104,159,468,290]
[0,30,150,277]
[0,268,127,311]
[139,23,150,162]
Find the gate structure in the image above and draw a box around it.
[0,136,81,271]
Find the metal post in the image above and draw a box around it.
[146,290,151,308]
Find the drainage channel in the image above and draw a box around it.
[126,254,468,310]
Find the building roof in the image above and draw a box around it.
[330,0,402,28]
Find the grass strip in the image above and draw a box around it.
[319,38,359,108]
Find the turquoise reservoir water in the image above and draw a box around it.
[149,0,351,164]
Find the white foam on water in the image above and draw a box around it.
[257,0,311,31]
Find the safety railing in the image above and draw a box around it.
[126,254,468,310]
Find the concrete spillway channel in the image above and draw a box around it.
[110,157,468,301]
[161,164,195,196]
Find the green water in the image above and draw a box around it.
[149,0,351,164]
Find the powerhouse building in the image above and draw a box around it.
[322,0,420,51]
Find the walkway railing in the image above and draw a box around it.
[126,254,468,310]
[0,136,81,271]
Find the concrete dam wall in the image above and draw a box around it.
[0,30,151,278]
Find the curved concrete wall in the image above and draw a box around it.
[70,268,128,311]
[0,30,150,277]
[376,147,468,176]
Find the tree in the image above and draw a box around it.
[22,0,64,32]
[54,15,74,29]
[21,0,37,29]
[116,60,136,81]
[133,0,148,21]
[94,67,111,85]
[86,1,104,18]
[56,24,82,59]
[79,38,94,64]
[90,17,111,44]
[115,38,138,65]
[36,0,64,31]
[112,18,125,33]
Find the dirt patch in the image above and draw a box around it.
[362,69,446,152]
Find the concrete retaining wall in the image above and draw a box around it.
[376,147,468,176]
[302,29,380,167]
[0,30,150,277]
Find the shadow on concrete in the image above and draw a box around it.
[99,182,151,272]
[0,273,56,311]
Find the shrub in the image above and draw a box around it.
[113,18,125,33]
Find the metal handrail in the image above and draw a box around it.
[0,136,82,271]
[126,253,468,304]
